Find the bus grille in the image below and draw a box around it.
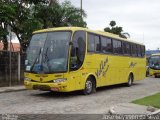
[33,85,51,91]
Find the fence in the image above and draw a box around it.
[0,50,25,87]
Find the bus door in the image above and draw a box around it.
[69,31,86,90]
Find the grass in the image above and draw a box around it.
[132,93,160,108]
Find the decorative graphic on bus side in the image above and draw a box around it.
[95,57,109,77]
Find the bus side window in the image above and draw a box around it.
[94,35,101,52]
[101,36,112,53]
[123,42,127,55]
[113,39,122,54]
[123,42,131,55]
[88,33,101,52]
[141,45,145,57]
[137,45,141,57]
[131,44,137,57]
[106,38,112,53]
[101,36,107,53]
[70,31,86,70]
[88,34,95,52]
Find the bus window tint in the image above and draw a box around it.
[113,39,122,54]
[131,44,137,56]
[137,45,141,57]
[88,34,95,52]
[101,36,112,53]
[123,42,130,55]
[101,36,107,53]
[88,33,100,52]
[141,46,145,57]
[106,38,112,53]
[95,35,100,52]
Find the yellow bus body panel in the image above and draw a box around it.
[24,27,146,92]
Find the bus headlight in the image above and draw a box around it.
[24,77,31,81]
[53,78,67,83]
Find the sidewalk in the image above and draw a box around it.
[109,103,160,115]
[0,85,26,93]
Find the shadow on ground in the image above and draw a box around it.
[30,82,142,98]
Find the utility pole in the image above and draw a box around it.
[49,0,57,6]
[7,25,12,87]
[81,0,83,18]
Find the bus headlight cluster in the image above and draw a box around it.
[24,77,31,81]
[53,78,67,83]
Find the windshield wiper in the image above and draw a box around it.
[30,48,42,72]
[43,48,49,63]
[42,47,51,72]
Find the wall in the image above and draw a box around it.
[0,51,25,87]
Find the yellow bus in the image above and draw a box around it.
[148,54,160,78]
[24,27,146,94]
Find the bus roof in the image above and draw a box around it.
[33,27,144,46]
[151,53,160,56]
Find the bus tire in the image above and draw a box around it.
[83,77,96,95]
[155,75,159,78]
[127,74,133,87]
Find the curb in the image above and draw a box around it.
[108,104,160,115]
[0,88,27,94]
[148,109,160,115]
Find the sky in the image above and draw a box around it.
[59,0,160,50]
[11,0,160,50]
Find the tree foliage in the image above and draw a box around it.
[0,0,87,52]
[104,20,129,39]
[34,1,87,28]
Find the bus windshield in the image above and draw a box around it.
[26,31,71,73]
[149,55,160,70]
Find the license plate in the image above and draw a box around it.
[33,85,50,91]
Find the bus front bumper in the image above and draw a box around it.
[149,69,160,76]
[24,81,68,92]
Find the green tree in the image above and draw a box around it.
[0,0,87,52]
[104,20,129,39]
[34,1,87,29]
[0,0,15,50]
[0,0,45,51]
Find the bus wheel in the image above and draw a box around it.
[127,74,133,87]
[83,77,96,95]
[155,75,158,78]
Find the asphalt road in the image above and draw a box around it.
[0,77,160,115]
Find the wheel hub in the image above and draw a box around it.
[86,81,92,93]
